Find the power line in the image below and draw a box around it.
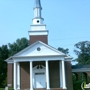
[49,37,90,41]
[0,36,90,46]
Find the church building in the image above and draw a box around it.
[6,0,73,90]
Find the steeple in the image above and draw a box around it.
[34,0,41,8]
[28,0,48,44]
[33,0,44,24]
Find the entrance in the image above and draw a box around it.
[35,73,46,88]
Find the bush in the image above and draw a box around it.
[73,80,85,90]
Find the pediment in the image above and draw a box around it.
[13,41,66,57]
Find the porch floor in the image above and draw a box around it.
[19,88,67,90]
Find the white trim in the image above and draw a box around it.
[8,41,66,57]
[7,62,13,64]
[33,65,46,69]
[29,30,48,35]
[6,55,72,64]
[65,56,73,60]
[61,61,67,89]
[33,67,46,88]
[11,56,65,62]
[31,24,46,26]
[30,25,46,30]
[14,62,17,90]
[30,61,33,90]
[72,68,90,72]
[46,61,50,89]
[17,62,20,89]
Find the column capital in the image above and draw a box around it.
[45,60,49,62]
[29,61,33,62]
[13,61,17,63]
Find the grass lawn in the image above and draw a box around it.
[0,88,14,90]
[0,88,4,90]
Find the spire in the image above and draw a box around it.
[29,0,48,44]
[34,0,42,8]
[33,0,43,24]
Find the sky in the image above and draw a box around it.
[0,0,90,65]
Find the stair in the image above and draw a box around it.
[19,88,67,90]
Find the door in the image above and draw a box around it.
[35,73,46,88]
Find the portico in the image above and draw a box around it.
[8,41,72,90]
[13,60,67,90]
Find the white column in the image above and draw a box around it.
[46,61,50,89]
[17,62,20,89]
[59,61,63,88]
[14,61,17,90]
[61,60,66,89]
[30,61,33,90]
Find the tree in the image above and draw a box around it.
[58,47,69,55]
[8,37,29,56]
[0,45,8,87]
[74,41,90,65]
[0,37,29,87]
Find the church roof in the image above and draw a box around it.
[72,65,90,72]
[5,41,72,62]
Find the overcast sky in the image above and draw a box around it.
[0,0,90,64]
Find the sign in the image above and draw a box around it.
[81,82,90,90]
[5,87,8,90]
[8,84,12,87]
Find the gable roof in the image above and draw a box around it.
[6,41,72,62]
[13,41,66,56]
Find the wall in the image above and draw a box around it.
[20,62,30,89]
[49,61,60,88]
[7,63,13,88]
[65,61,73,90]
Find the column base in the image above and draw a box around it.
[62,87,67,89]
[46,88,50,90]
[17,88,20,90]
[30,88,33,90]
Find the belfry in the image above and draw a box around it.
[29,0,48,44]
[6,0,73,90]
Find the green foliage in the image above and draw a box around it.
[8,37,29,56]
[73,73,87,90]
[58,47,69,55]
[74,41,90,65]
[0,45,8,87]
[0,37,29,87]
[72,73,77,82]
[73,80,84,90]
[0,88,4,90]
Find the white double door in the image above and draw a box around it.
[35,73,46,88]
